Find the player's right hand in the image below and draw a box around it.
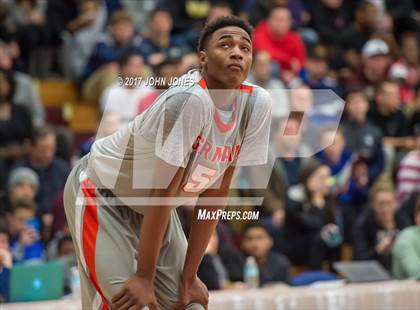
[111,275,158,310]
[175,275,209,310]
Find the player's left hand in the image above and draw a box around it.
[174,275,209,310]
[111,275,158,310]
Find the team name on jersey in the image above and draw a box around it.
[192,135,241,163]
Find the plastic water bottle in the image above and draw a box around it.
[70,266,81,298]
[244,256,259,288]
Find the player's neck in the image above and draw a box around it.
[209,89,237,111]
[201,71,240,110]
[201,70,241,90]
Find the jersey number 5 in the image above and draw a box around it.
[183,164,216,192]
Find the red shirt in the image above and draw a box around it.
[253,21,306,71]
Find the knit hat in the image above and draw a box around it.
[8,167,39,191]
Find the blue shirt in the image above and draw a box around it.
[138,36,189,64]
[82,34,143,81]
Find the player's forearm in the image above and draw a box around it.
[136,161,185,280]
[181,204,226,283]
[182,166,235,282]
[136,203,173,280]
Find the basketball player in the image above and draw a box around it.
[64,16,272,310]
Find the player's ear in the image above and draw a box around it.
[198,50,207,70]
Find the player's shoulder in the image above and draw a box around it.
[164,70,210,100]
[242,81,273,110]
[156,71,212,116]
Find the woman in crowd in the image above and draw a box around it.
[283,160,342,270]
[0,69,32,173]
[353,175,411,271]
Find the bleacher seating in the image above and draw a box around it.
[36,80,99,143]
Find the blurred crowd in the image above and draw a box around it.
[0,0,419,301]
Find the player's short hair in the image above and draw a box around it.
[197,16,253,52]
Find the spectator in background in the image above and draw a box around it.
[353,175,411,271]
[7,0,47,76]
[207,1,233,22]
[138,8,188,66]
[0,68,32,171]
[100,51,151,123]
[392,200,420,280]
[198,231,234,290]
[1,167,39,216]
[368,81,415,170]
[316,128,353,195]
[79,111,122,157]
[6,200,43,263]
[14,126,70,225]
[400,33,419,94]
[390,32,419,105]
[288,84,313,112]
[0,42,44,127]
[249,115,310,224]
[284,160,342,270]
[342,89,385,239]
[137,55,182,114]
[241,222,290,286]
[317,127,375,213]
[244,0,307,30]
[396,149,420,205]
[57,235,75,258]
[60,0,108,80]
[243,115,310,252]
[299,44,341,95]
[374,0,415,36]
[253,5,306,76]
[408,84,420,134]
[81,9,141,103]
[342,38,393,99]
[355,39,392,98]
[46,220,71,260]
[311,0,354,46]
[178,1,234,53]
[389,63,414,106]
[0,220,12,302]
[0,223,11,269]
[159,0,242,35]
[340,1,378,54]
[342,88,384,183]
[273,115,310,188]
[246,50,289,118]
[56,234,77,294]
